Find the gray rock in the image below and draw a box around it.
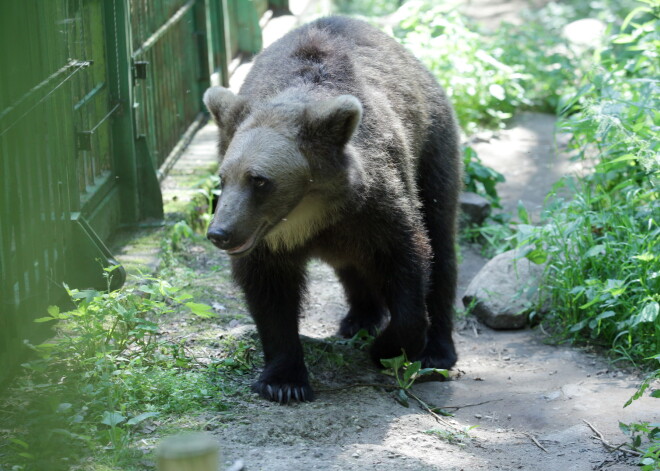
[460,192,491,226]
[462,248,545,329]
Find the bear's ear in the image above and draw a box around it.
[203,86,250,129]
[302,95,362,147]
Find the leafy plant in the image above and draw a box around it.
[0,270,221,470]
[619,420,660,470]
[621,357,660,470]
[514,0,660,365]
[380,352,447,407]
[463,145,506,209]
[391,1,531,133]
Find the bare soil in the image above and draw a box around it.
[158,113,657,471]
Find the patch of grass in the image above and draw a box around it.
[0,268,233,471]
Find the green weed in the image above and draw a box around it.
[380,352,447,407]
[0,270,224,470]
[621,357,660,470]
[515,0,660,366]
[391,1,530,133]
[463,145,506,209]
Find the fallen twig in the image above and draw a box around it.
[582,419,642,457]
[408,390,466,434]
[442,398,503,410]
[524,432,549,453]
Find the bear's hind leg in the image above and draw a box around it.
[416,199,458,370]
[415,115,460,370]
[335,266,388,338]
[368,246,430,366]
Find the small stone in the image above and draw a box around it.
[463,248,546,329]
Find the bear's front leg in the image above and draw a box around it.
[231,249,313,403]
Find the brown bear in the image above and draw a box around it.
[204,16,461,403]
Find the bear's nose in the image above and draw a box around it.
[207,227,232,249]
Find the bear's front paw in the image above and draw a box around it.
[251,380,315,404]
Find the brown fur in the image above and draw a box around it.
[205,17,461,403]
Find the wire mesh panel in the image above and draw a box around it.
[130,0,205,170]
[0,0,119,380]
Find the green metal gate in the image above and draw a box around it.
[0,0,287,385]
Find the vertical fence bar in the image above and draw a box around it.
[103,0,141,224]
[205,0,231,87]
[236,0,263,56]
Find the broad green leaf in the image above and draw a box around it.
[175,293,193,302]
[101,411,126,427]
[396,389,410,407]
[633,253,656,262]
[525,248,548,265]
[380,357,395,369]
[33,317,57,323]
[635,302,659,324]
[596,310,616,321]
[569,319,588,333]
[185,302,217,318]
[47,305,60,318]
[403,361,421,385]
[419,368,449,378]
[579,297,601,310]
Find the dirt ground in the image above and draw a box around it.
[179,113,656,471]
[138,3,658,470]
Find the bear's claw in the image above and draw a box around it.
[252,380,315,404]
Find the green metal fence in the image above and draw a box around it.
[0,0,286,385]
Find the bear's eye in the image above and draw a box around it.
[249,175,269,188]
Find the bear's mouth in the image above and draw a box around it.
[226,222,268,257]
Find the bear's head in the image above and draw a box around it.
[203,86,364,256]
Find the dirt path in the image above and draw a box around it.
[197,113,656,471]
